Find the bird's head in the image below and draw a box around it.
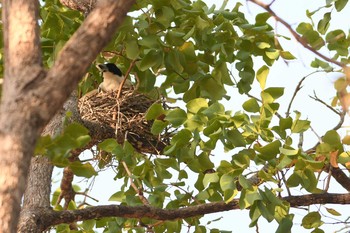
[96,63,123,77]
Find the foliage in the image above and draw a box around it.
[21,0,350,232]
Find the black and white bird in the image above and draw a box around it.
[96,63,132,92]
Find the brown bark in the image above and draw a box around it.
[331,167,350,192]
[0,0,135,232]
[0,1,43,231]
[17,193,350,230]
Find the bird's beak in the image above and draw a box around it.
[96,63,108,72]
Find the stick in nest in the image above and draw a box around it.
[78,88,171,154]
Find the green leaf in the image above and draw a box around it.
[279,147,299,156]
[317,12,331,35]
[98,139,119,153]
[238,174,252,189]
[276,215,294,233]
[203,173,219,187]
[186,98,208,113]
[138,35,160,48]
[64,122,89,138]
[310,58,333,71]
[69,162,97,178]
[286,173,301,187]
[145,103,165,120]
[280,51,296,60]
[82,219,96,231]
[265,50,279,60]
[220,173,235,191]
[279,117,293,130]
[335,0,348,11]
[223,189,238,203]
[179,41,197,61]
[200,77,227,101]
[202,102,225,118]
[35,135,52,155]
[243,98,260,113]
[151,119,169,135]
[334,78,347,91]
[255,140,281,161]
[226,129,247,147]
[196,15,211,31]
[261,87,284,103]
[125,39,139,59]
[325,207,341,216]
[323,130,343,152]
[109,191,125,202]
[256,65,269,90]
[155,6,174,28]
[164,129,192,155]
[292,119,311,133]
[302,212,323,229]
[166,49,184,72]
[311,228,325,233]
[257,200,274,222]
[165,108,187,127]
[213,62,234,86]
[241,187,261,208]
[198,153,215,171]
[296,22,325,50]
[291,113,310,133]
[139,49,162,71]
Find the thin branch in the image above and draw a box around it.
[121,161,149,205]
[310,91,341,115]
[248,0,345,68]
[117,59,138,99]
[267,0,277,7]
[305,94,346,153]
[286,71,321,117]
[246,93,283,119]
[309,125,323,143]
[280,170,291,196]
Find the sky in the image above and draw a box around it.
[55,0,350,232]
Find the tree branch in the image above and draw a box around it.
[36,193,350,230]
[0,1,135,231]
[0,1,43,231]
[286,71,321,117]
[331,167,350,192]
[248,0,345,68]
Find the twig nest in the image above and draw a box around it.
[78,88,169,154]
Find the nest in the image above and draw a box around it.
[78,88,170,154]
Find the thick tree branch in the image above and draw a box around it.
[0,1,42,231]
[0,1,135,231]
[331,167,350,192]
[32,193,350,230]
[248,0,345,68]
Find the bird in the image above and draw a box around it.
[96,63,132,92]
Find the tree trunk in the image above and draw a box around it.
[0,0,135,231]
